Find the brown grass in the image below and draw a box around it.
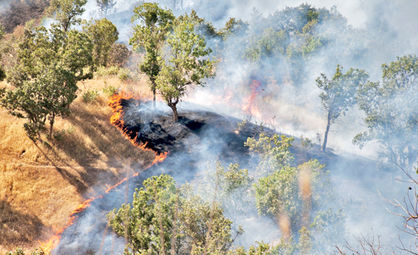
[0,74,155,253]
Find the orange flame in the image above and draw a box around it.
[40,92,168,254]
[242,80,262,119]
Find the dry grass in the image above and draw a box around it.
[0,74,155,253]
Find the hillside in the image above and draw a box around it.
[0,74,156,253]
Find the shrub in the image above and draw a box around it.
[95,66,119,77]
[82,89,99,103]
[117,68,131,81]
[102,84,118,97]
[108,43,131,67]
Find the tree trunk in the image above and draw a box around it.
[322,111,331,152]
[49,113,55,140]
[151,80,157,108]
[168,103,178,122]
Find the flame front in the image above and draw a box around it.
[242,80,263,119]
[40,92,168,254]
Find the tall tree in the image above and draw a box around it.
[130,3,175,102]
[354,55,417,168]
[49,0,87,31]
[156,14,215,121]
[316,65,368,151]
[85,18,118,68]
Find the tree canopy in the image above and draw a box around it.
[49,0,87,31]
[156,13,216,121]
[354,55,417,168]
[316,65,368,151]
[107,174,236,254]
[85,18,119,68]
[0,24,92,140]
[130,2,175,102]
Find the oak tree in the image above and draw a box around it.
[156,14,215,121]
[316,65,368,151]
[85,18,119,68]
[130,3,175,102]
[107,174,235,254]
[49,0,87,31]
[354,55,417,168]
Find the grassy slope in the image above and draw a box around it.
[0,75,155,253]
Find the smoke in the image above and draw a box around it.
[48,0,417,254]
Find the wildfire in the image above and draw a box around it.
[40,92,168,254]
[242,80,263,119]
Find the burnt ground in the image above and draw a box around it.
[53,99,393,255]
[120,99,329,165]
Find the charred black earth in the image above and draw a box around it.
[118,98,319,163]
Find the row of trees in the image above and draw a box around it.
[0,0,123,140]
[316,55,417,169]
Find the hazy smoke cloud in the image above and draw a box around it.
[51,0,417,253]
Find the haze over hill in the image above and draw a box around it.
[0,0,416,254]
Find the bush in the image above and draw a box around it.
[102,84,118,97]
[108,43,131,67]
[82,89,99,103]
[117,68,131,81]
[95,66,119,77]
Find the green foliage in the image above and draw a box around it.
[6,247,45,255]
[245,133,339,253]
[354,55,417,168]
[1,65,77,140]
[0,24,93,140]
[107,174,235,254]
[85,18,119,68]
[130,2,175,101]
[82,89,99,103]
[118,68,131,82]
[254,165,299,220]
[220,18,248,39]
[108,43,131,67]
[102,84,118,97]
[96,66,120,77]
[49,0,87,31]
[316,65,368,151]
[245,133,294,174]
[156,13,216,121]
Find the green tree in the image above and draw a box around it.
[245,133,294,175]
[316,65,368,151]
[107,174,236,255]
[220,18,248,40]
[354,55,417,168]
[156,14,216,121]
[85,18,118,68]
[108,42,131,67]
[0,25,92,140]
[49,0,87,31]
[130,2,175,103]
[0,60,77,140]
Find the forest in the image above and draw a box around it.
[0,0,416,254]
